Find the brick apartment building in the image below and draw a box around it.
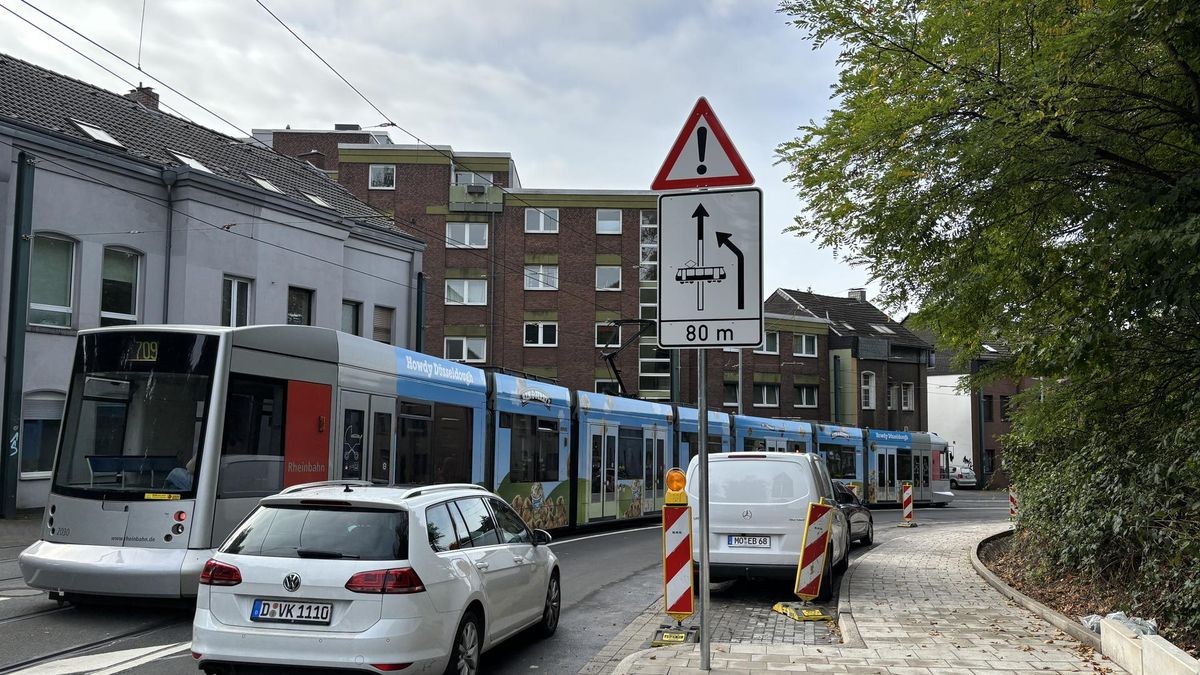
[256,126,669,399]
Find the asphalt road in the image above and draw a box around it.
[0,490,1010,675]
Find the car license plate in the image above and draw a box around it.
[251,598,332,625]
[727,535,771,548]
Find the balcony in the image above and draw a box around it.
[449,184,503,213]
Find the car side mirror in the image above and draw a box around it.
[533,529,552,546]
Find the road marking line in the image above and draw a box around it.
[550,525,658,547]
[92,642,191,675]
[7,642,181,675]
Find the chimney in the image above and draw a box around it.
[334,123,362,131]
[848,288,867,302]
[125,84,159,111]
[299,149,327,170]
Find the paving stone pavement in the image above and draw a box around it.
[614,522,1124,674]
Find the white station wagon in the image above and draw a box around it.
[192,483,560,675]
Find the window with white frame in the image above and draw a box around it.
[888,384,898,410]
[71,119,123,147]
[594,380,620,396]
[525,208,559,233]
[523,322,558,347]
[794,384,818,408]
[303,193,332,208]
[753,384,780,407]
[454,171,493,186]
[755,331,779,354]
[639,211,657,282]
[595,266,622,291]
[524,265,558,291]
[249,174,283,193]
[596,209,622,234]
[595,323,621,348]
[446,221,488,248]
[369,164,396,190]
[222,276,251,327]
[793,333,817,357]
[723,383,739,407]
[168,150,211,173]
[21,391,64,476]
[445,336,486,363]
[861,371,876,410]
[871,324,896,334]
[445,279,487,305]
[29,234,75,328]
[100,247,139,326]
[901,382,915,410]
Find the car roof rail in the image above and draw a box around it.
[279,480,374,495]
[399,483,488,500]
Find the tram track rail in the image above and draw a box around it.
[0,605,73,626]
[0,615,186,675]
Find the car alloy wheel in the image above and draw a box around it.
[447,612,480,675]
[537,573,561,637]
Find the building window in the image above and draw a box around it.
[287,287,314,325]
[100,247,139,326]
[373,306,394,344]
[793,333,817,357]
[248,174,283,193]
[446,222,488,248]
[342,301,361,335]
[596,266,622,291]
[595,380,620,396]
[755,331,779,355]
[639,212,658,282]
[1000,395,1012,421]
[753,384,780,407]
[222,276,252,327]
[303,193,331,208]
[445,337,486,363]
[595,323,621,348]
[861,371,876,410]
[523,322,558,347]
[888,385,898,410]
[871,324,896,334]
[454,171,493,186]
[525,208,559,233]
[168,150,211,173]
[596,209,622,234]
[723,383,739,407]
[29,234,75,328]
[982,394,994,423]
[901,382,915,410]
[794,384,818,408]
[71,119,124,147]
[445,279,487,305]
[21,392,64,476]
[524,265,558,291]
[369,164,396,190]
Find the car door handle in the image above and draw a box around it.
[474,562,490,571]
[512,556,527,565]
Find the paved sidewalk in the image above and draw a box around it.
[615,522,1122,674]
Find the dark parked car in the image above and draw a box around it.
[833,480,874,546]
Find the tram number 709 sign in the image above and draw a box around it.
[656,187,763,348]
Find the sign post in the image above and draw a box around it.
[654,97,761,671]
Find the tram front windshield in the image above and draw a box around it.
[52,331,219,500]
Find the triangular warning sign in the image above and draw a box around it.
[651,97,754,191]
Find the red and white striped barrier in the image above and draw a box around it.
[1009,489,1019,521]
[898,482,917,527]
[793,500,833,601]
[662,504,694,621]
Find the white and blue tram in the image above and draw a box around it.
[20,324,951,599]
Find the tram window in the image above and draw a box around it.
[426,503,457,552]
[509,414,558,482]
[617,427,643,480]
[435,405,472,483]
[455,497,501,547]
[342,409,365,479]
[217,375,285,498]
[747,438,766,452]
[787,441,805,453]
[395,400,473,485]
[395,416,431,484]
[370,413,391,484]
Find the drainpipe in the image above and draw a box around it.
[1,152,35,518]
[414,273,426,353]
[160,169,177,322]
[832,354,841,424]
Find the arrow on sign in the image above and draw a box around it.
[716,231,745,310]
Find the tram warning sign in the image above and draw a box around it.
[657,187,763,348]
[651,97,754,191]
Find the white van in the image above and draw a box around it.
[685,453,850,600]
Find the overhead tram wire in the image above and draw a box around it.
[251,0,640,264]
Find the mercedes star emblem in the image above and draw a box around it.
[283,573,301,593]
[742,509,753,520]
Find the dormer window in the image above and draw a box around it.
[71,119,123,148]
[248,175,282,193]
[303,193,332,208]
[168,150,211,173]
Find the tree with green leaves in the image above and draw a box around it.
[777,0,1199,643]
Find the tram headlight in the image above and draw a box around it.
[173,511,187,522]
[172,523,185,535]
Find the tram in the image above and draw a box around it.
[20,325,952,599]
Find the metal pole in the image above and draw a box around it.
[736,349,743,415]
[697,349,710,670]
[1,152,34,519]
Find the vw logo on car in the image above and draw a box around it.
[283,573,301,593]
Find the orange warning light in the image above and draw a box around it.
[666,468,686,492]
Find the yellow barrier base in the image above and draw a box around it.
[772,601,833,622]
[896,521,918,528]
[650,624,699,646]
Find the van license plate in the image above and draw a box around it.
[727,535,770,548]
[251,599,332,625]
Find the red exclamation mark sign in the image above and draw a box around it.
[696,127,708,175]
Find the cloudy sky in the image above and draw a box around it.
[2,0,876,303]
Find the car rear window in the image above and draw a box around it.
[700,460,813,504]
[221,505,409,560]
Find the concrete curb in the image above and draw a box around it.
[970,529,1102,650]
[610,646,668,675]
[835,536,875,649]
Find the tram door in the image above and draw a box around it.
[338,392,395,483]
[643,427,666,513]
[914,449,932,502]
[896,448,914,503]
[875,446,897,502]
[367,396,395,484]
[588,423,618,521]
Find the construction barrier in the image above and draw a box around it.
[662,468,694,622]
[1009,488,1019,522]
[897,482,917,528]
[793,499,833,601]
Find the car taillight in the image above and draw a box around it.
[371,665,411,672]
[199,559,242,586]
[345,568,425,594]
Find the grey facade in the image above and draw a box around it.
[0,55,424,510]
